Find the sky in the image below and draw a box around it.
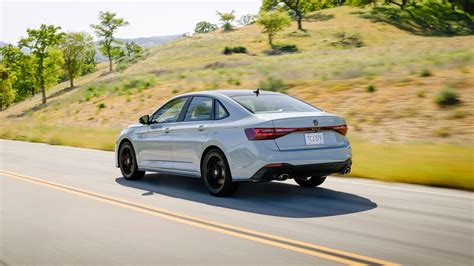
[1,0,261,44]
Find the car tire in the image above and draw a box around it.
[202,149,239,197]
[119,142,145,180]
[294,176,326,187]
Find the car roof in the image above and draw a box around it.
[180,89,282,98]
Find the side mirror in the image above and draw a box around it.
[139,115,150,125]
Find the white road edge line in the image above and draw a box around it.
[329,178,474,199]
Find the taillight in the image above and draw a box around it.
[245,125,348,141]
[244,128,297,140]
[331,125,348,136]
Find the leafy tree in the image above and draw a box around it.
[111,45,126,61]
[217,11,236,31]
[61,32,95,88]
[0,64,16,110]
[18,24,64,104]
[447,0,474,14]
[124,41,142,58]
[383,0,412,9]
[238,14,257,25]
[261,0,315,30]
[194,21,218,33]
[257,10,291,46]
[91,11,129,72]
[81,48,97,75]
[0,45,36,100]
[346,0,376,6]
[41,48,64,93]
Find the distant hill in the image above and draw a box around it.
[116,34,183,48]
[94,34,182,62]
[0,41,8,47]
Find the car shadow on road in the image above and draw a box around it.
[115,173,377,218]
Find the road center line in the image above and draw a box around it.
[1,170,398,266]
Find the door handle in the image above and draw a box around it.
[198,125,205,131]
[164,127,171,133]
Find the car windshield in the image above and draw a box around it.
[231,94,320,114]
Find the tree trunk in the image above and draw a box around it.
[107,47,113,72]
[268,34,273,47]
[108,57,112,72]
[297,13,303,31]
[40,79,46,104]
[68,66,74,88]
[38,57,46,104]
[401,0,408,9]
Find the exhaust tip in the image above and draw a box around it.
[277,173,290,181]
[342,167,351,175]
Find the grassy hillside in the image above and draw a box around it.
[1,7,473,189]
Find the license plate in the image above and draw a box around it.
[305,132,324,145]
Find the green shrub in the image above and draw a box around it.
[435,127,450,138]
[223,47,231,55]
[274,44,298,53]
[435,87,460,106]
[123,79,142,90]
[420,69,432,77]
[123,78,157,90]
[452,110,466,119]
[97,103,106,109]
[116,62,129,72]
[332,33,364,48]
[259,76,286,92]
[223,46,247,55]
[266,44,299,55]
[366,84,376,93]
[143,78,157,89]
[227,77,241,86]
[417,89,425,98]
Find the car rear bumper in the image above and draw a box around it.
[247,159,352,182]
[227,141,352,181]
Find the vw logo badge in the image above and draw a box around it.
[313,119,319,126]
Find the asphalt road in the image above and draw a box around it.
[0,139,472,266]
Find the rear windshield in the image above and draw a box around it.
[231,94,320,114]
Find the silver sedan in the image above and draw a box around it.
[115,90,352,196]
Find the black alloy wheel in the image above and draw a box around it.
[119,142,145,180]
[202,149,238,197]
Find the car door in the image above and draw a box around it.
[135,97,189,170]
[171,96,214,174]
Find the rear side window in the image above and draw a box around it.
[215,100,229,120]
[184,97,213,121]
[231,94,320,114]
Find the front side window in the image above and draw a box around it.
[184,97,213,121]
[151,97,187,123]
[231,94,320,114]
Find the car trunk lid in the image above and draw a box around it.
[254,112,347,151]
